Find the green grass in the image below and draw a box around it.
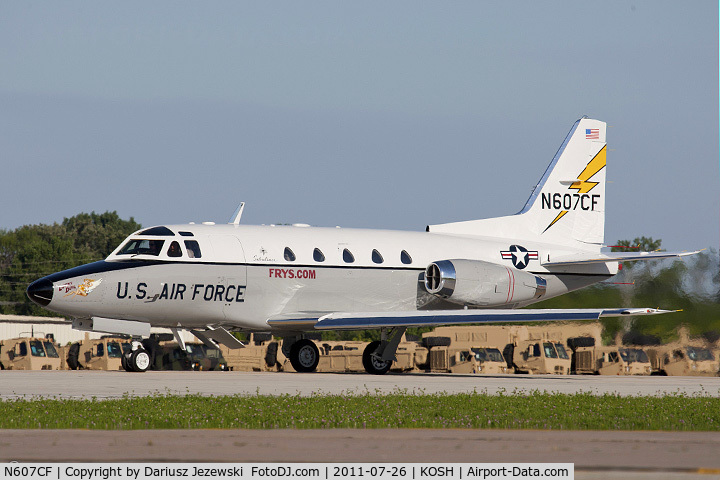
[1,391,719,431]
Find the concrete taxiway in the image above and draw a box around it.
[1,370,719,399]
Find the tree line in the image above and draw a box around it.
[0,212,141,315]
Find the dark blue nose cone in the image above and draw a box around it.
[27,278,53,307]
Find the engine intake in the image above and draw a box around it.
[424,259,546,307]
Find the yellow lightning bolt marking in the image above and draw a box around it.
[569,145,606,194]
[544,210,568,232]
[543,145,606,234]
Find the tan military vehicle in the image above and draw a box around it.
[646,345,719,376]
[66,336,132,370]
[0,335,62,370]
[568,337,651,375]
[220,333,284,372]
[392,336,429,372]
[423,324,598,375]
[511,339,571,374]
[641,328,719,376]
[427,345,511,374]
[314,341,367,372]
[149,340,229,371]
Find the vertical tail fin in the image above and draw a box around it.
[427,118,607,248]
[521,118,607,245]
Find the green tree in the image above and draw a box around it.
[0,212,141,316]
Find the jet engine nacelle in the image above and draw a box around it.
[424,259,547,306]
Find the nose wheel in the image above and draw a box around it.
[122,341,151,372]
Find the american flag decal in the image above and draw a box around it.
[586,128,600,140]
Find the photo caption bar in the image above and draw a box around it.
[1,463,573,480]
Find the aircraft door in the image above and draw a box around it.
[208,235,247,320]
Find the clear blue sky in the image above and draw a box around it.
[1,1,717,251]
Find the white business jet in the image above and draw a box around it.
[27,118,697,374]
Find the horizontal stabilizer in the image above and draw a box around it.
[542,250,701,266]
[268,308,675,331]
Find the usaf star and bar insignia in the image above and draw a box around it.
[500,245,539,269]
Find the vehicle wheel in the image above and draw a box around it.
[130,349,151,373]
[265,342,278,368]
[289,339,319,373]
[67,343,81,370]
[422,336,451,348]
[121,352,133,372]
[141,338,159,370]
[362,341,392,375]
[567,336,595,350]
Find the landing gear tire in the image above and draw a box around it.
[289,339,319,373]
[130,349,151,372]
[362,341,392,375]
[121,352,132,372]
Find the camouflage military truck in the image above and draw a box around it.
[392,336,429,372]
[426,344,511,374]
[220,333,284,372]
[511,339,570,374]
[66,336,132,370]
[149,340,228,371]
[423,324,597,375]
[646,345,719,376]
[419,331,510,374]
[0,335,62,370]
[567,337,651,375]
[639,327,719,376]
[314,341,367,372]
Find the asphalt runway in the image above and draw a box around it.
[1,370,719,399]
[2,371,719,479]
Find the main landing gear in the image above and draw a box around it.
[288,339,320,372]
[361,327,406,375]
[286,327,406,375]
[121,340,151,372]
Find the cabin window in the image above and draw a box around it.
[401,250,412,264]
[17,342,27,357]
[107,342,123,358]
[184,240,202,259]
[44,342,58,358]
[543,342,558,359]
[179,231,194,237]
[313,248,325,262]
[372,249,384,264]
[118,239,165,256]
[343,248,355,263]
[30,340,46,357]
[138,226,175,236]
[96,343,104,357]
[284,247,296,261]
[167,241,182,258]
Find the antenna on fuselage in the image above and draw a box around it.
[229,202,245,225]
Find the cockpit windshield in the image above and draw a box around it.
[117,239,165,256]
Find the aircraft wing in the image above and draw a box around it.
[267,307,674,331]
[542,250,701,267]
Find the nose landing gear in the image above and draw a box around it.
[121,340,151,372]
